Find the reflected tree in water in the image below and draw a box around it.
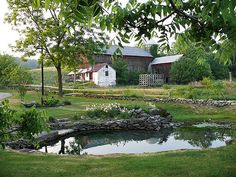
[174,127,230,148]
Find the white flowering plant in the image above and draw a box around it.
[86,103,132,119]
[85,102,157,119]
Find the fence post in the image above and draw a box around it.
[229,72,232,83]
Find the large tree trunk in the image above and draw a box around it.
[56,65,63,97]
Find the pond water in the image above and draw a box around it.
[39,127,235,155]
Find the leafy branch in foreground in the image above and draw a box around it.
[36,0,236,63]
[0,100,49,149]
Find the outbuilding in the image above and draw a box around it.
[68,63,116,87]
[149,54,183,83]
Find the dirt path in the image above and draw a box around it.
[0,92,12,101]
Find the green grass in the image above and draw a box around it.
[2,89,236,122]
[0,144,235,177]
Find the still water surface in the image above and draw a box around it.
[39,127,234,155]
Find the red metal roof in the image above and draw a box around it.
[91,63,108,72]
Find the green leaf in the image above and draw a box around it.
[45,0,50,10]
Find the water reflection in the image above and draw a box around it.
[39,127,234,155]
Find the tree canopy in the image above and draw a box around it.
[0,54,32,86]
[170,47,212,84]
[32,0,236,63]
[6,0,108,96]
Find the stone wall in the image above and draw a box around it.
[66,93,236,107]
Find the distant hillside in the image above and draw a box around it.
[30,67,67,85]
[15,58,39,69]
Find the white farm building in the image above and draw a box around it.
[68,63,116,87]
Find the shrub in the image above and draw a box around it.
[126,71,141,85]
[208,57,229,80]
[162,84,171,90]
[17,85,27,101]
[229,63,236,78]
[48,116,57,123]
[112,58,142,85]
[170,57,212,84]
[112,58,129,85]
[0,100,16,148]
[170,47,212,84]
[19,108,49,137]
[44,97,60,107]
[63,100,72,105]
[201,77,213,87]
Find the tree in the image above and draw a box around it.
[42,0,235,64]
[111,58,128,85]
[6,0,107,96]
[171,37,230,80]
[0,54,32,86]
[208,56,229,80]
[170,47,212,84]
[149,44,165,58]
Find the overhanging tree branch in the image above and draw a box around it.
[168,0,204,26]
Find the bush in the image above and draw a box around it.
[0,101,49,148]
[17,85,27,101]
[63,100,72,105]
[19,108,49,137]
[44,97,60,107]
[112,59,128,85]
[162,84,171,90]
[229,63,236,78]
[126,71,141,85]
[208,57,229,80]
[0,100,16,148]
[112,58,142,85]
[170,53,212,84]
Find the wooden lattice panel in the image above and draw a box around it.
[139,74,164,86]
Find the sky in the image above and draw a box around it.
[0,0,21,56]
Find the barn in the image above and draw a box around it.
[149,54,183,83]
[68,63,116,87]
[94,45,153,72]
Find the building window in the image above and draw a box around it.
[105,65,108,68]
[105,71,109,76]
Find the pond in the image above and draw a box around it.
[39,127,235,155]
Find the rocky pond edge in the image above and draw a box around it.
[6,108,173,150]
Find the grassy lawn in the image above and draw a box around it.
[0,144,235,177]
[2,89,236,122]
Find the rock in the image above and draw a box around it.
[135,108,142,114]
[226,139,236,145]
[21,101,37,108]
[58,118,71,123]
[80,116,87,120]
[149,108,160,116]
[138,113,149,118]
[35,131,59,142]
